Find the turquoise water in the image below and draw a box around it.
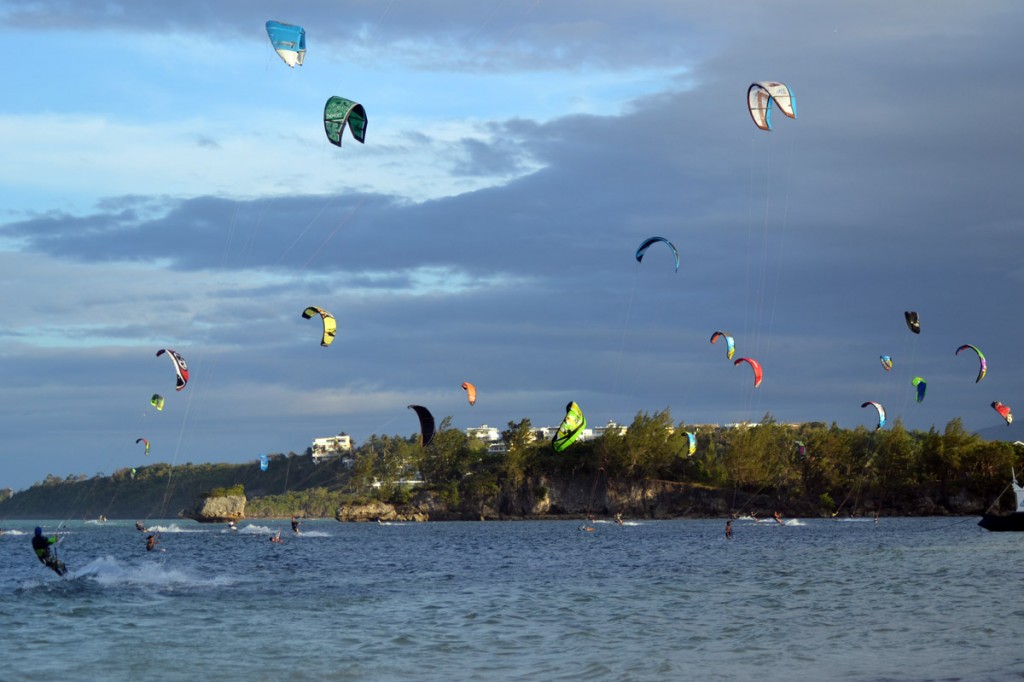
[0,517,1019,681]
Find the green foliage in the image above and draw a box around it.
[207,484,245,498]
[2,413,1021,520]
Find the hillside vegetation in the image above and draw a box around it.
[1,412,1019,520]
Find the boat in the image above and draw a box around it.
[978,468,1024,531]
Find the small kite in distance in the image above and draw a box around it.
[301,307,337,347]
[711,331,736,360]
[407,405,435,447]
[912,377,927,403]
[747,82,797,131]
[861,401,886,430]
[325,96,368,146]
[156,349,189,391]
[992,401,1013,425]
[265,20,306,68]
[552,401,587,452]
[955,344,987,383]
[635,236,679,272]
[904,311,920,334]
[734,357,763,388]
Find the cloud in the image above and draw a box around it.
[1,1,1023,490]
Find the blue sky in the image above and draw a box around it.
[1,1,1023,491]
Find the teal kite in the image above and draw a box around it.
[325,97,367,146]
[265,21,306,68]
[635,236,679,272]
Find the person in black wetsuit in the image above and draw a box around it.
[32,527,67,576]
[291,517,301,534]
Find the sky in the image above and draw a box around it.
[1,1,1022,491]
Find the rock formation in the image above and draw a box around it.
[180,494,246,523]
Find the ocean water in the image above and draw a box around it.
[0,516,1021,681]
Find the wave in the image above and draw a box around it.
[69,556,235,588]
[236,524,275,535]
[146,524,204,534]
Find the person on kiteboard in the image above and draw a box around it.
[291,517,301,535]
[32,527,67,576]
[725,520,733,539]
[135,521,146,532]
[146,535,159,552]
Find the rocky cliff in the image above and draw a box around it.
[331,475,993,523]
[180,494,246,523]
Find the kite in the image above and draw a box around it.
[912,377,927,403]
[955,344,987,383]
[904,311,920,334]
[552,401,586,453]
[462,382,477,406]
[407,405,435,447]
[265,20,306,68]
[136,438,150,456]
[150,394,165,411]
[260,454,269,472]
[880,355,893,372]
[710,331,736,360]
[156,349,189,391]
[685,432,696,457]
[301,307,337,347]
[324,96,368,146]
[747,82,797,131]
[992,401,1013,425]
[734,357,763,388]
[635,236,679,272]
[861,401,886,430]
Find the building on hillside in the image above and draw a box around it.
[311,432,353,465]
[465,421,630,451]
[592,420,627,437]
[466,425,501,442]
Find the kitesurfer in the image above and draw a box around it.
[228,521,237,532]
[291,517,301,534]
[615,512,624,526]
[773,511,784,526]
[146,535,158,552]
[135,521,146,532]
[32,527,67,576]
[270,532,283,543]
[725,520,733,539]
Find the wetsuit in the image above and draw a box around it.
[291,519,300,534]
[32,530,67,576]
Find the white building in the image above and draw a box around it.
[592,420,627,438]
[466,421,629,450]
[466,425,501,442]
[311,432,353,465]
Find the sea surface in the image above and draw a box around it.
[0,516,1021,681]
